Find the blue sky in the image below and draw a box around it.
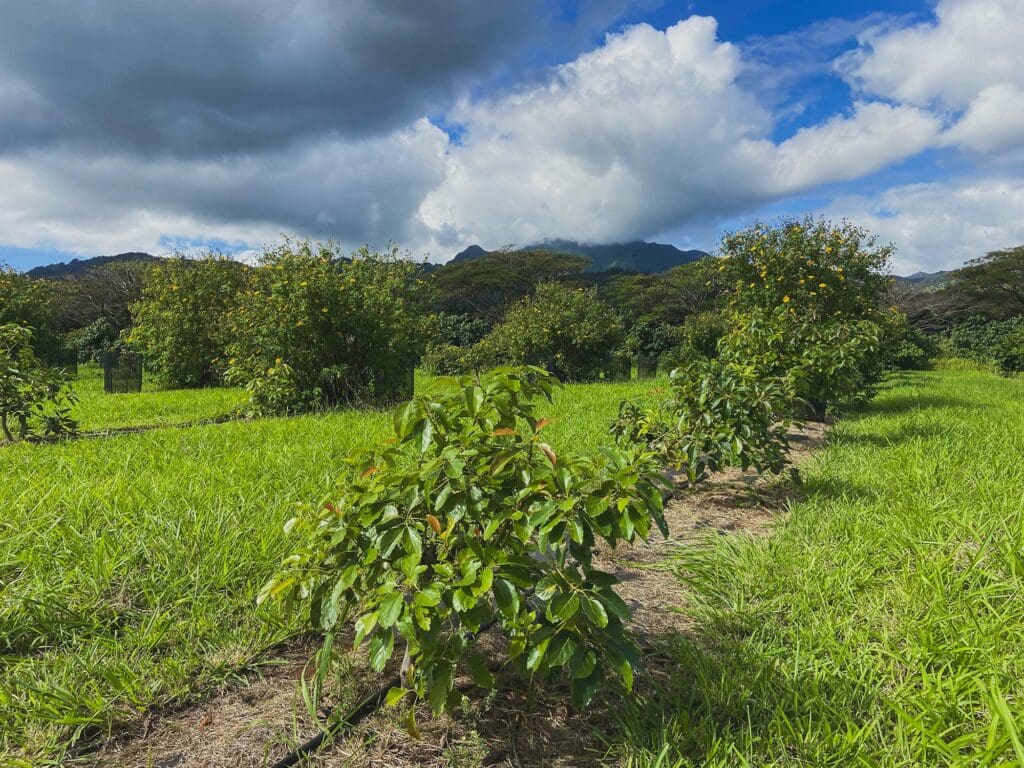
[1,0,1022,274]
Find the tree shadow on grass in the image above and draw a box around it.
[825,420,964,451]
[863,391,983,417]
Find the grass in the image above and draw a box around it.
[0,374,663,762]
[610,369,1024,767]
[69,365,244,431]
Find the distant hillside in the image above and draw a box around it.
[894,270,952,289]
[452,240,707,274]
[27,252,158,279]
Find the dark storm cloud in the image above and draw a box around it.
[0,0,545,156]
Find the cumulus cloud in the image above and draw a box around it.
[825,176,1024,274]
[418,18,940,248]
[842,0,1024,155]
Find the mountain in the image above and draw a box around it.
[27,252,158,279]
[894,270,952,289]
[451,240,707,273]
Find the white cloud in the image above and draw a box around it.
[771,101,941,192]
[943,83,1024,154]
[842,0,1024,110]
[843,0,1024,156]
[418,18,938,249]
[825,176,1024,274]
[0,120,449,256]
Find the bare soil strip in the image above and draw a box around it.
[84,423,827,768]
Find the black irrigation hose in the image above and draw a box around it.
[270,673,399,768]
[270,616,501,768]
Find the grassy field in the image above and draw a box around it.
[612,369,1024,767]
[5,369,1024,765]
[69,365,244,431]
[0,374,664,761]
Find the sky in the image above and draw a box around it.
[0,0,1022,274]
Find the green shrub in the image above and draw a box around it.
[130,255,248,387]
[65,317,121,363]
[612,356,793,483]
[877,312,936,371]
[226,242,430,414]
[259,367,670,721]
[0,324,77,441]
[659,310,728,369]
[721,308,882,419]
[944,316,1024,374]
[475,283,623,381]
[433,312,492,348]
[994,324,1024,375]
[0,265,60,360]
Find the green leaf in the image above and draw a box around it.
[535,577,559,601]
[378,593,404,628]
[526,636,550,672]
[489,449,518,476]
[546,591,580,623]
[493,578,520,619]
[429,664,453,715]
[546,634,576,668]
[385,687,411,707]
[368,629,395,672]
[570,663,603,709]
[403,526,422,559]
[465,654,496,688]
[570,647,597,679]
[581,595,609,628]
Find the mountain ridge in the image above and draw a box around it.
[452,239,708,273]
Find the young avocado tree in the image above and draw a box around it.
[0,324,77,441]
[259,367,672,724]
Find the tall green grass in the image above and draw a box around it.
[69,364,244,431]
[612,370,1024,767]
[0,375,662,761]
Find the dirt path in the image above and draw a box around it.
[84,423,827,768]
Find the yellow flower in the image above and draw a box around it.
[782,295,790,303]
[275,357,282,364]
[300,280,308,287]
[809,291,817,296]
[799,279,805,285]
[818,282,827,288]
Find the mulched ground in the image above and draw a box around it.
[84,422,827,768]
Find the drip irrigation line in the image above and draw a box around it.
[270,616,501,768]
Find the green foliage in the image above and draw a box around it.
[612,356,792,483]
[130,255,248,387]
[260,367,671,719]
[719,217,892,322]
[0,324,78,441]
[622,319,682,360]
[603,260,722,328]
[721,308,883,419]
[0,265,60,360]
[948,244,1024,318]
[65,317,122,363]
[226,242,431,414]
[475,283,624,381]
[944,315,1024,374]
[434,311,492,348]
[660,310,728,369]
[431,249,590,320]
[877,312,936,371]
